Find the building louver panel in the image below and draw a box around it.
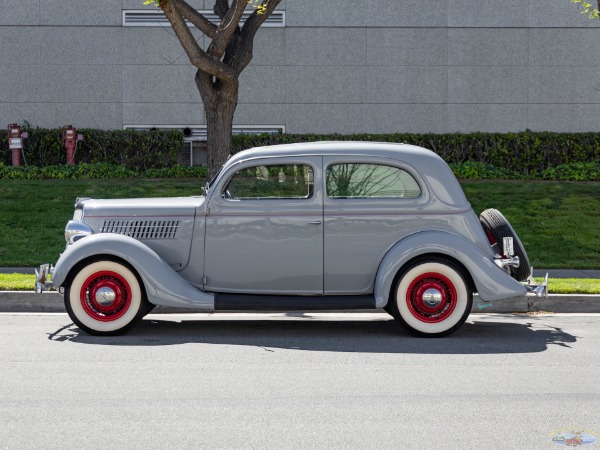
[123,10,285,27]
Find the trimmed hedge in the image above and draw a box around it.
[1,129,600,180]
[1,160,597,181]
[0,127,183,170]
[0,162,207,180]
[231,132,600,175]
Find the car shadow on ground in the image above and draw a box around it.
[47,314,577,354]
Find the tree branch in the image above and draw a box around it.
[242,0,281,38]
[161,0,236,83]
[214,0,230,20]
[224,0,281,73]
[207,0,247,59]
[174,0,217,38]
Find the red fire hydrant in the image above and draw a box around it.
[8,124,23,167]
[62,125,77,165]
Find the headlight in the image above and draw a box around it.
[65,220,93,245]
[73,209,83,221]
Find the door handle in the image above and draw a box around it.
[308,221,322,225]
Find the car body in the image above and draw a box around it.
[37,141,546,337]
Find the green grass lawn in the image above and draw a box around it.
[461,181,600,269]
[0,179,599,269]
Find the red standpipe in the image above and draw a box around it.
[62,126,77,165]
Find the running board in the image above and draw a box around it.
[215,294,376,311]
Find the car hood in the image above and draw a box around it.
[75,196,205,272]
[78,196,205,218]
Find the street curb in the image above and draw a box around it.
[0,291,599,314]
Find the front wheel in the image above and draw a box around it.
[390,258,472,337]
[64,260,148,335]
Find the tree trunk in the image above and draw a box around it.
[196,70,239,178]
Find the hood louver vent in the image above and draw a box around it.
[101,220,180,239]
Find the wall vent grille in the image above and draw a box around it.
[101,220,180,239]
[123,125,285,142]
[123,9,285,27]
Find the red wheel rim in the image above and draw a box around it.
[484,227,497,246]
[406,272,457,323]
[80,271,131,322]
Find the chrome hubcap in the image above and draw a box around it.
[422,288,443,308]
[95,287,116,307]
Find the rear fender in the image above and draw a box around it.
[52,234,214,309]
[374,231,526,308]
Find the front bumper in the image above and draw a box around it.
[35,264,55,293]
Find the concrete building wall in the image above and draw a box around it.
[1,0,600,133]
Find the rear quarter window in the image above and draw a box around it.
[326,163,420,199]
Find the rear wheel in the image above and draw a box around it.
[64,260,148,335]
[390,258,472,337]
[480,208,531,281]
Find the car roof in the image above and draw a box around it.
[220,141,469,209]
[227,141,442,165]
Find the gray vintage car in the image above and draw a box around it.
[36,141,546,337]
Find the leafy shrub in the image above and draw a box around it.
[0,127,183,170]
[2,128,600,180]
[232,131,600,177]
[448,162,524,180]
[541,163,600,181]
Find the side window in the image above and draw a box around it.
[224,164,314,200]
[326,163,420,199]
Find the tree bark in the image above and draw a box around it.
[196,70,239,177]
[159,0,281,177]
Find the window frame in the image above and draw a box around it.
[221,162,316,201]
[324,161,422,200]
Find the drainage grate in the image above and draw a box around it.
[123,9,285,27]
[101,220,180,239]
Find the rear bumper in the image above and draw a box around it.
[524,272,549,298]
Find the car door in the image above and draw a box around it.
[204,157,324,294]
[323,155,427,295]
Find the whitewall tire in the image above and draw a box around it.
[392,259,472,337]
[64,260,148,335]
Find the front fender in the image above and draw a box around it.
[52,234,214,309]
[374,231,526,308]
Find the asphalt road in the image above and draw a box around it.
[1,312,599,449]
